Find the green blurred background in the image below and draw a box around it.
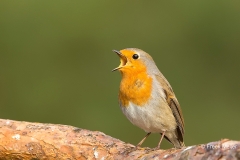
[0,1,239,149]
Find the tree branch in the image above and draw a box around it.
[0,119,239,160]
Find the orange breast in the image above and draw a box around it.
[119,70,152,107]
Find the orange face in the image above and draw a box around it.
[112,49,147,75]
[113,49,152,106]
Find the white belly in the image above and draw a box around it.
[119,76,177,133]
[121,98,177,133]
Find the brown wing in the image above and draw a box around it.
[168,96,184,142]
[156,74,185,141]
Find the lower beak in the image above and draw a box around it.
[112,50,127,72]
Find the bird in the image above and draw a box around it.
[112,48,185,149]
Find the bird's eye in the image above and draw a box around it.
[132,54,139,59]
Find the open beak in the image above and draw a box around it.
[112,50,127,72]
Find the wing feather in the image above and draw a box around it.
[156,74,184,141]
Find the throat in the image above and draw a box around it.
[119,73,152,107]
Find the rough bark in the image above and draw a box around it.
[0,119,239,160]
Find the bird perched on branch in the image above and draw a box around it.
[112,48,185,149]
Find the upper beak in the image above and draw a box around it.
[112,50,127,72]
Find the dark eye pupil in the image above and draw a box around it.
[132,54,139,59]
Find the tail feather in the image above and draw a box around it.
[164,131,185,149]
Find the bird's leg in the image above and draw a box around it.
[156,131,166,149]
[136,132,151,148]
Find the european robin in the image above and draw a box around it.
[112,48,185,149]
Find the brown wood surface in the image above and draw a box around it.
[0,119,239,160]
